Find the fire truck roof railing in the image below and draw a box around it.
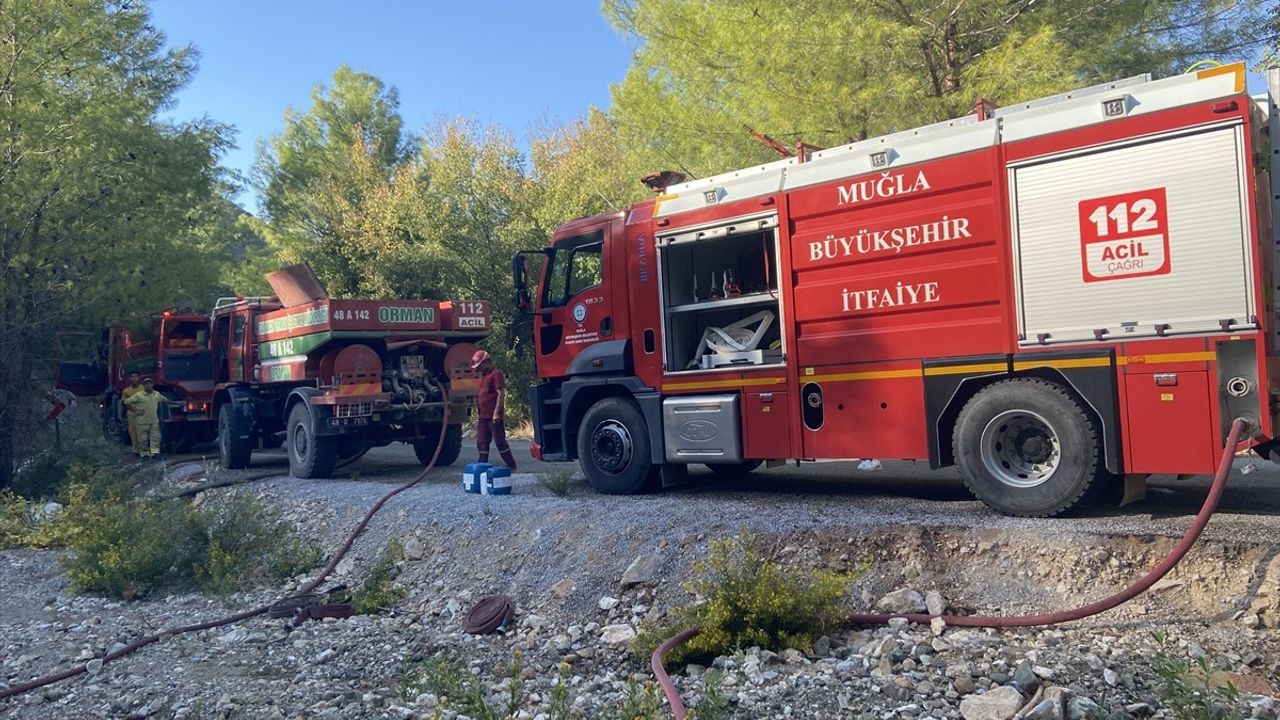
[213,296,277,311]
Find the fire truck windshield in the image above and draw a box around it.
[161,318,212,381]
[543,230,603,307]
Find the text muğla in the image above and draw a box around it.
[837,170,932,205]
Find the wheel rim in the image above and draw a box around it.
[292,422,309,460]
[979,409,1060,488]
[590,419,633,475]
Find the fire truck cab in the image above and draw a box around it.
[517,63,1280,517]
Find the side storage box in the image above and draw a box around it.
[662,394,742,463]
[1123,371,1215,474]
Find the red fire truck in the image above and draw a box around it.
[514,63,1280,517]
[57,264,491,477]
[56,311,217,451]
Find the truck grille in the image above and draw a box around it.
[335,402,373,418]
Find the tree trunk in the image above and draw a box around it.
[942,18,961,94]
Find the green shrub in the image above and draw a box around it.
[637,533,854,666]
[59,493,195,599]
[399,655,682,720]
[538,469,574,497]
[399,653,526,720]
[691,671,731,720]
[1149,632,1249,720]
[598,679,665,720]
[351,539,407,614]
[46,466,319,599]
[267,536,324,580]
[187,495,321,595]
[0,490,41,549]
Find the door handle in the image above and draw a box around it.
[601,316,613,337]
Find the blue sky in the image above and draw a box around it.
[150,1,634,210]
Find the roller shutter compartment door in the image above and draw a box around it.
[1010,125,1253,345]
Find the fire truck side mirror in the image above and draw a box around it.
[512,254,529,309]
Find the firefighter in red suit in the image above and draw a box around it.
[472,350,517,470]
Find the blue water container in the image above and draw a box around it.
[463,463,491,494]
[482,467,512,496]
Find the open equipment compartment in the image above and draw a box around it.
[658,215,784,372]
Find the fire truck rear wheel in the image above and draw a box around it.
[287,403,337,479]
[953,378,1101,518]
[577,397,658,494]
[218,404,251,469]
[414,423,463,467]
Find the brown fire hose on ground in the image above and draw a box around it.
[652,418,1251,720]
[0,389,452,702]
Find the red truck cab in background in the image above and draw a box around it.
[516,63,1280,517]
[57,311,216,451]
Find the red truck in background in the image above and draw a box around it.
[58,264,491,477]
[56,311,217,452]
[515,63,1280,517]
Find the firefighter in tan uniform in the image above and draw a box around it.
[120,372,145,455]
[123,378,164,458]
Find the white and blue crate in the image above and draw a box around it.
[462,463,513,495]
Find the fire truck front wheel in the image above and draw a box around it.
[953,378,1101,518]
[101,398,130,446]
[577,398,658,494]
[287,404,338,479]
[217,405,251,469]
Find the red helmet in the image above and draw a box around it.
[470,350,491,369]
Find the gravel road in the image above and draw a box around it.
[244,438,1280,546]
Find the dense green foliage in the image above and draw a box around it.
[0,1,251,488]
[605,0,1280,176]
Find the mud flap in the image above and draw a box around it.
[1120,473,1148,507]
[1251,435,1280,464]
[660,463,689,489]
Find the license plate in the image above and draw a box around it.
[328,416,369,428]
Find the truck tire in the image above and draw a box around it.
[101,398,130,446]
[287,403,337,479]
[577,397,658,494]
[953,378,1101,518]
[218,404,252,470]
[414,423,463,467]
[705,460,762,478]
